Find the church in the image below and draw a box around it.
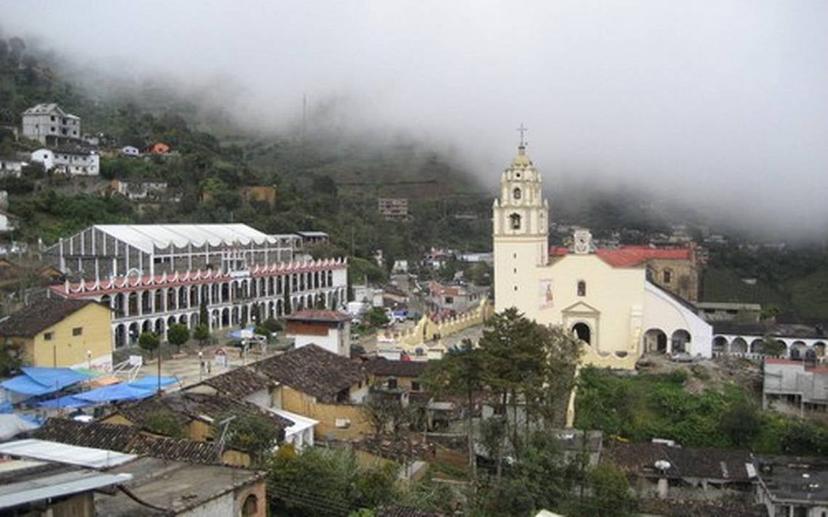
[492,142,712,369]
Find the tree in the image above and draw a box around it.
[761,336,786,357]
[199,300,209,329]
[138,332,160,359]
[144,410,184,438]
[193,324,210,347]
[423,338,483,473]
[219,412,281,465]
[283,283,292,316]
[719,400,761,447]
[575,463,636,517]
[262,318,282,332]
[364,307,389,328]
[167,324,189,353]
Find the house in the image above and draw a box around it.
[365,357,428,394]
[0,297,113,370]
[145,142,170,154]
[0,438,266,517]
[0,456,129,516]
[762,358,828,411]
[120,145,140,157]
[713,322,827,358]
[185,365,317,449]
[295,230,329,246]
[0,157,24,177]
[256,344,371,440]
[21,103,81,145]
[754,455,828,517]
[427,280,486,313]
[240,185,277,206]
[285,309,352,357]
[378,197,409,220]
[108,178,168,200]
[99,390,290,466]
[697,302,762,323]
[604,441,755,499]
[0,208,17,233]
[31,146,100,175]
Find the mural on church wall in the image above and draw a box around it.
[539,279,554,309]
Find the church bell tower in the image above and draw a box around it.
[493,130,549,314]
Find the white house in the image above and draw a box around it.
[0,209,17,233]
[285,310,352,357]
[31,147,99,176]
[120,146,140,157]
[0,158,24,178]
[21,104,81,145]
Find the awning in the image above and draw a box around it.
[37,376,176,409]
[128,376,178,390]
[1,367,89,397]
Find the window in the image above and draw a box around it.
[513,187,521,200]
[44,332,54,340]
[510,213,521,230]
[663,269,673,284]
[445,296,454,304]
[411,381,421,392]
[577,281,586,297]
[387,378,398,390]
[72,327,83,336]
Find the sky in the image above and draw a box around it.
[2,0,827,239]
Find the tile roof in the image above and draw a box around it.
[112,391,291,432]
[0,298,98,337]
[256,345,366,402]
[32,418,225,465]
[605,442,753,482]
[364,358,429,378]
[199,365,275,399]
[285,310,351,323]
[548,245,692,268]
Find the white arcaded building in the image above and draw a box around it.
[46,224,348,349]
[493,143,712,369]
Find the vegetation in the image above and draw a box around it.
[575,366,828,454]
[143,410,184,439]
[166,323,189,352]
[217,412,281,465]
[192,324,210,346]
[137,331,159,358]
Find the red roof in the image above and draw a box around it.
[548,245,691,268]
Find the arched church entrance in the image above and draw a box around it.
[572,323,591,345]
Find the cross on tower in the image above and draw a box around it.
[516,123,528,147]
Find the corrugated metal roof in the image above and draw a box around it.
[0,469,131,509]
[0,439,137,468]
[94,224,278,254]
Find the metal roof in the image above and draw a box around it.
[93,224,278,254]
[0,439,137,469]
[0,469,131,510]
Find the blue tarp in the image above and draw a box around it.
[0,402,12,414]
[76,383,155,403]
[128,376,178,390]
[1,367,89,396]
[37,395,90,410]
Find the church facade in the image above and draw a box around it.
[493,144,712,369]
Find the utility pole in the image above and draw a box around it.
[157,344,162,395]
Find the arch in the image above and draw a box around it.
[712,336,728,353]
[167,316,177,330]
[730,337,748,353]
[167,288,177,310]
[643,328,668,353]
[154,318,165,336]
[268,301,275,319]
[671,329,691,354]
[128,292,139,316]
[572,323,591,345]
[114,293,125,317]
[750,339,764,354]
[509,213,521,230]
[141,291,151,314]
[814,342,826,357]
[577,280,586,297]
[242,494,258,517]
[190,285,198,307]
[178,286,188,309]
[790,341,807,360]
[100,294,111,310]
[221,308,230,327]
[128,322,140,346]
[178,314,188,326]
[114,324,126,348]
[154,289,163,312]
[201,284,209,305]
[141,320,152,334]
[276,299,283,317]
[513,187,522,200]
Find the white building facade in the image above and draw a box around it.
[46,224,348,349]
[493,144,712,369]
[21,104,81,145]
[31,148,100,176]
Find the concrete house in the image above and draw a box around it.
[285,309,351,356]
[21,103,81,145]
[31,146,100,176]
[0,297,113,370]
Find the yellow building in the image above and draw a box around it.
[0,297,113,370]
[493,143,712,369]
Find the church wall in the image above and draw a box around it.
[493,237,546,318]
[536,255,645,366]
[643,282,712,357]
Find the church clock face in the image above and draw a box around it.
[574,230,592,255]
